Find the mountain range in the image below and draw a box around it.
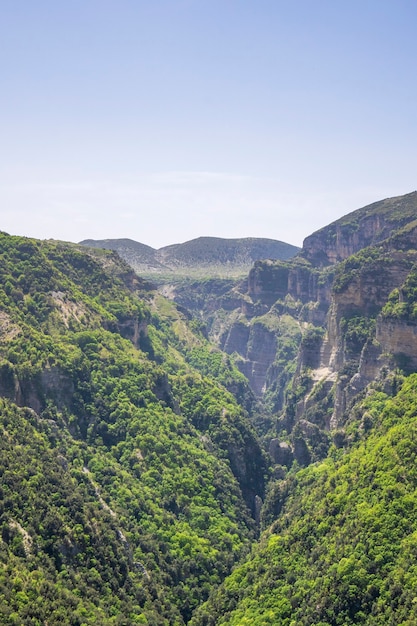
[79,236,300,278]
[1,190,417,624]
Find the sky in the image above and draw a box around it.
[1,0,416,249]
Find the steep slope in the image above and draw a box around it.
[191,374,417,625]
[303,190,417,266]
[164,193,417,466]
[80,236,300,278]
[3,190,417,624]
[0,233,267,624]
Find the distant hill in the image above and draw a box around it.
[80,236,300,278]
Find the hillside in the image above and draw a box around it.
[2,191,417,624]
[80,236,300,278]
[159,193,417,453]
[0,233,267,624]
[191,374,417,625]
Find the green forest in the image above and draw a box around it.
[1,193,417,625]
[0,234,266,624]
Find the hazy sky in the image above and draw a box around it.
[1,1,416,248]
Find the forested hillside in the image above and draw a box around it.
[191,374,417,625]
[2,191,417,625]
[0,233,267,624]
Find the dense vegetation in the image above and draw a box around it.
[2,192,417,625]
[192,374,417,625]
[0,233,267,624]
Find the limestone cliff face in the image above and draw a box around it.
[302,191,417,267]
[0,363,75,417]
[222,320,278,396]
[228,194,417,466]
[293,249,416,433]
[303,214,386,266]
[247,260,331,308]
[215,260,333,403]
[377,318,417,370]
[301,253,413,426]
[155,192,417,466]
[240,322,279,396]
[247,261,291,306]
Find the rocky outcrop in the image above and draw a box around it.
[247,259,332,307]
[269,439,293,467]
[247,261,291,306]
[302,191,417,267]
[303,214,385,266]
[377,317,417,370]
[0,363,75,416]
[298,268,410,428]
[222,320,251,357]
[222,320,278,396]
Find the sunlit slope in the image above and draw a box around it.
[192,374,417,625]
[0,233,266,624]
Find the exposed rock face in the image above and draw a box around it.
[303,214,386,266]
[241,193,417,461]
[313,252,415,427]
[116,317,149,349]
[222,320,250,357]
[247,261,291,306]
[377,318,417,370]
[0,363,75,416]
[303,191,417,267]
[247,260,329,306]
[269,439,293,467]
[242,323,278,396]
[222,320,278,396]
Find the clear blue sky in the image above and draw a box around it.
[1,0,416,248]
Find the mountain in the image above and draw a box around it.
[2,191,417,624]
[160,192,417,451]
[78,238,168,273]
[182,191,417,624]
[0,234,267,624]
[80,236,300,278]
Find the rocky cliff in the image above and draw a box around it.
[274,206,417,462]
[302,190,417,266]
[157,192,417,467]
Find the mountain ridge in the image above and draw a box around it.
[302,190,417,266]
[2,190,417,623]
[80,236,300,278]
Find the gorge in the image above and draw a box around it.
[1,190,417,624]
